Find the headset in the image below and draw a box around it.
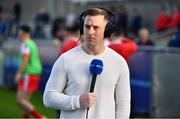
[71,8,117,48]
[79,7,117,38]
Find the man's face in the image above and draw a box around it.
[139,29,149,42]
[83,15,108,47]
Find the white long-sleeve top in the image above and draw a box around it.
[43,45,131,119]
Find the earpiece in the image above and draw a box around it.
[79,7,117,38]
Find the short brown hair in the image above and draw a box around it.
[81,8,109,21]
[19,25,31,34]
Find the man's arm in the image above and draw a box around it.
[115,59,131,118]
[15,44,30,82]
[18,55,29,74]
[43,56,81,110]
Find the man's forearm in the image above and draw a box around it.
[18,58,28,74]
[43,90,80,110]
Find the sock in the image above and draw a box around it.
[31,109,42,118]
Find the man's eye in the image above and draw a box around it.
[94,26,98,29]
[94,26,98,30]
[85,25,90,29]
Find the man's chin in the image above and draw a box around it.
[86,41,96,46]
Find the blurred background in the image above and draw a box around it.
[0,0,180,118]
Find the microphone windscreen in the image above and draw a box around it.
[89,59,103,75]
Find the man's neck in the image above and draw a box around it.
[111,36,124,43]
[22,36,30,42]
[141,39,148,44]
[82,43,105,55]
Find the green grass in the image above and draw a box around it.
[0,86,56,118]
[0,86,149,118]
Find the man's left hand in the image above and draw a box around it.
[15,72,21,83]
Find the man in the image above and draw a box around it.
[137,27,155,46]
[43,8,130,118]
[108,26,137,61]
[168,23,180,47]
[155,7,170,31]
[15,25,44,118]
[169,5,180,28]
[130,8,142,36]
[58,20,80,56]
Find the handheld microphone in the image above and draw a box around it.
[89,59,103,92]
[86,59,103,118]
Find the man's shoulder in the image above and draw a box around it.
[106,47,126,61]
[106,47,128,69]
[25,39,36,46]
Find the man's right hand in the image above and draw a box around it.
[80,93,96,109]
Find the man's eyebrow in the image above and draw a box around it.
[85,24,90,26]
[85,24,100,28]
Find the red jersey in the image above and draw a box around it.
[155,12,170,30]
[108,37,137,61]
[59,36,80,56]
[170,11,180,28]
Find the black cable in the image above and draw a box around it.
[86,108,89,119]
[86,75,97,119]
[71,35,81,49]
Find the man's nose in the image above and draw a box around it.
[88,27,95,35]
